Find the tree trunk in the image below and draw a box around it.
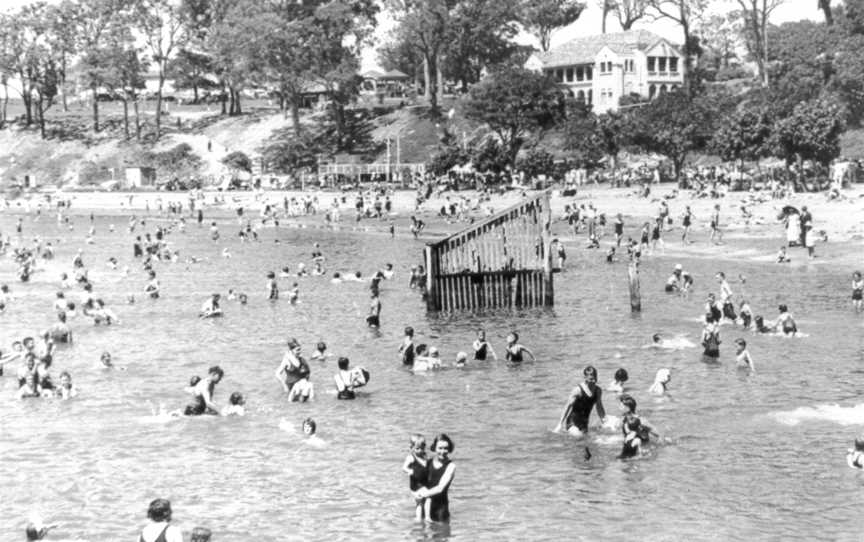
[228,89,235,115]
[155,71,166,139]
[91,87,99,132]
[133,98,141,140]
[234,90,242,115]
[1,80,8,128]
[221,85,227,115]
[291,100,301,137]
[193,84,199,104]
[602,0,609,33]
[122,98,129,139]
[60,59,68,112]
[819,0,833,25]
[423,55,432,104]
[436,55,444,109]
[39,106,46,139]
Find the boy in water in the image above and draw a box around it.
[266,271,279,300]
[402,434,428,521]
[399,326,415,365]
[734,338,755,371]
[366,292,381,327]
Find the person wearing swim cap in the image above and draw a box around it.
[555,366,607,436]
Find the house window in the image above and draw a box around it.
[669,57,679,73]
[649,84,657,99]
[587,89,593,104]
[566,68,574,82]
[555,69,564,82]
[607,61,613,72]
[659,84,668,95]
[659,57,667,73]
[599,62,606,74]
[586,66,593,80]
[577,90,585,103]
[647,57,656,73]
[576,67,584,81]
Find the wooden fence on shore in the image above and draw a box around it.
[424,191,554,311]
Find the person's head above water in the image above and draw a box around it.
[778,304,788,313]
[619,393,637,413]
[303,417,317,435]
[507,331,519,344]
[583,365,597,383]
[615,368,629,383]
[147,498,173,522]
[337,356,350,370]
[654,368,671,384]
[404,326,414,338]
[652,333,662,344]
[316,341,326,352]
[190,527,212,542]
[229,392,245,406]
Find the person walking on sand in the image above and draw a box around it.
[709,204,723,245]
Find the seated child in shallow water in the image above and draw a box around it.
[287,377,314,402]
[310,341,329,361]
[608,368,628,393]
[223,392,246,416]
[848,437,864,469]
[401,434,428,521]
[648,368,671,395]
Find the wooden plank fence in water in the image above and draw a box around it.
[424,191,554,311]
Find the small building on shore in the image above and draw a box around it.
[527,29,685,112]
[125,166,157,188]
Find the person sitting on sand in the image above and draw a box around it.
[776,246,791,263]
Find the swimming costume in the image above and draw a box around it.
[409,457,428,491]
[505,345,523,362]
[426,459,452,522]
[366,314,380,327]
[474,341,488,361]
[853,288,863,301]
[702,331,720,358]
[565,383,598,432]
[139,525,169,542]
[619,435,640,459]
[401,342,415,366]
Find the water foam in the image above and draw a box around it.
[771,403,864,426]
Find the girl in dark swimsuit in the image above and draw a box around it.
[504,332,535,363]
[472,330,496,361]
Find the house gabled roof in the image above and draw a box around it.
[538,29,680,68]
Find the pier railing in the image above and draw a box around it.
[424,191,554,311]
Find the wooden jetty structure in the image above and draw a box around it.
[424,191,554,311]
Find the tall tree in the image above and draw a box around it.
[521,0,586,52]
[700,13,740,69]
[735,0,785,87]
[609,0,648,30]
[711,105,773,166]
[648,0,707,93]
[136,0,186,139]
[45,1,80,113]
[463,66,563,165]
[75,0,131,132]
[772,98,844,188]
[819,0,834,25]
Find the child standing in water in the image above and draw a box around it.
[399,326,415,365]
[701,319,721,359]
[266,271,279,300]
[504,332,535,363]
[735,338,755,371]
[852,271,863,312]
[402,434,429,521]
[472,330,497,361]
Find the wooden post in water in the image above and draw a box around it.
[627,262,641,312]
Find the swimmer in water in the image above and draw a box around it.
[554,366,607,436]
[223,392,246,416]
[402,434,429,521]
[266,271,279,300]
[287,282,299,304]
[734,338,755,371]
[618,394,659,459]
[773,304,798,335]
[472,330,497,361]
[56,370,77,400]
[199,293,222,318]
[648,368,671,395]
[847,436,864,469]
[738,299,753,329]
[455,351,468,368]
[331,272,342,284]
[399,326,416,366]
[852,271,863,312]
[99,351,124,370]
[504,332,535,363]
[701,319,721,359]
[184,366,224,416]
[310,341,329,361]
[608,368,629,393]
[145,271,160,299]
[366,291,381,327]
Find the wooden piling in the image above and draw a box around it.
[627,262,641,312]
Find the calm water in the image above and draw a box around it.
[0,210,863,541]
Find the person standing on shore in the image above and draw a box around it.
[681,205,693,244]
[852,271,863,312]
[710,204,723,245]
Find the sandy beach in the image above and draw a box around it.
[5,184,864,266]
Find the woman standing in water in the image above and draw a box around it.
[138,499,183,542]
[415,433,456,523]
[853,271,864,312]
